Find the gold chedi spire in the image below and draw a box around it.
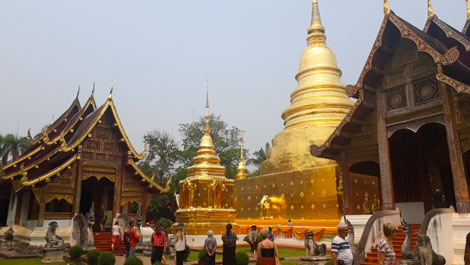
[173,84,237,235]
[186,83,226,180]
[236,133,247,179]
[428,0,434,20]
[259,0,353,174]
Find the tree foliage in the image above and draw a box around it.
[0,133,30,166]
[247,142,270,176]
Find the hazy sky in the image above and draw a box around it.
[0,0,467,158]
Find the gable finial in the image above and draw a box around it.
[384,0,391,17]
[428,0,434,20]
[91,82,95,97]
[76,86,80,99]
[466,0,470,21]
[109,80,114,99]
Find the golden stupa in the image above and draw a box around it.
[233,0,353,221]
[173,90,238,235]
[236,134,247,179]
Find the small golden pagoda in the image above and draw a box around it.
[173,90,237,235]
[236,134,247,179]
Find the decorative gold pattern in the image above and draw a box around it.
[127,158,172,192]
[20,154,79,186]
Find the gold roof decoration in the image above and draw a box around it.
[466,0,470,21]
[384,0,391,17]
[428,0,434,20]
[127,158,173,192]
[236,132,247,179]
[186,84,227,180]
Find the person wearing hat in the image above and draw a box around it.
[249,225,258,254]
[331,218,353,265]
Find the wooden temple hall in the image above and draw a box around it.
[312,4,470,221]
[0,89,170,229]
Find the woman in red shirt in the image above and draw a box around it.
[151,226,168,264]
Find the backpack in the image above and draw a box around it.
[123,231,131,246]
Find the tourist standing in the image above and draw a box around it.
[256,228,279,265]
[331,221,353,265]
[287,220,293,226]
[174,226,186,265]
[111,221,121,252]
[249,225,258,254]
[377,223,397,265]
[204,230,217,265]
[268,227,274,241]
[222,223,237,265]
[125,221,141,259]
[151,225,168,264]
[100,205,107,232]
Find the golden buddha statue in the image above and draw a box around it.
[234,0,353,221]
[173,90,237,235]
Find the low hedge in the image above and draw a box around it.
[98,252,116,265]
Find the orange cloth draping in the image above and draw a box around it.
[235,225,338,241]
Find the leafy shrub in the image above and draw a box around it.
[98,252,116,265]
[157,217,174,228]
[153,263,165,265]
[243,235,250,243]
[256,235,263,242]
[124,256,143,265]
[87,249,101,265]
[198,248,208,261]
[235,251,249,265]
[324,260,333,265]
[69,245,84,259]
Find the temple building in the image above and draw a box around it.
[234,0,367,222]
[311,0,470,223]
[173,92,237,235]
[0,88,171,230]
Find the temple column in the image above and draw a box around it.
[439,82,470,213]
[141,193,150,226]
[377,91,395,210]
[14,192,23,225]
[37,185,47,227]
[73,160,83,215]
[340,151,354,214]
[113,155,124,216]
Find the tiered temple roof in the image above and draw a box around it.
[0,89,170,194]
[311,5,470,159]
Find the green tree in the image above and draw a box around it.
[247,142,270,176]
[1,134,30,163]
[139,129,180,222]
[178,114,246,180]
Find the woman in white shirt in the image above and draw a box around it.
[174,227,186,265]
[111,221,122,252]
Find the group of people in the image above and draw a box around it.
[331,221,397,265]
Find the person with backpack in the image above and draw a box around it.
[124,220,141,260]
[221,223,237,265]
[151,225,168,264]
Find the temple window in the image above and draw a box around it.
[45,199,72,213]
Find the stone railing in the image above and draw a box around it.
[354,210,401,264]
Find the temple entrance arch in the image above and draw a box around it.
[80,177,114,232]
[389,123,455,223]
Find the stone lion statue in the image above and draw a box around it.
[304,230,326,256]
[45,222,64,249]
[414,235,445,265]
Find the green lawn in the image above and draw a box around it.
[0,259,65,265]
[236,246,305,257]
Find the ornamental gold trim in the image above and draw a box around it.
[127,158,172,193]
[20,154,79,186]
